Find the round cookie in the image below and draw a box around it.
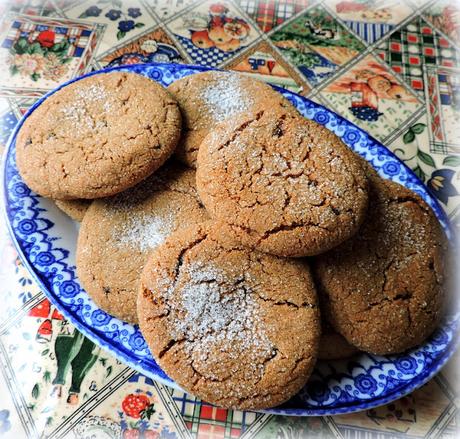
[167,71,298,168]
[77,163,208,324]
[138,222,320,410]
[196,108,369,257]
[314,175,447,355]
[17,72,181,200]
[55,199,91,222]
[318,321,359,360]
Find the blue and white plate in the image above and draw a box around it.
[3,63,459,416]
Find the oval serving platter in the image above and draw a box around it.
[2,63,459,416]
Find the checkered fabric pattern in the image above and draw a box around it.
[175,34,236,67]
[2,19,91,57]
[377,17,460,93]
[237,0,309,33]
[169,389,258,438]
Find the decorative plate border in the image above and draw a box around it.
[2,63,459,416]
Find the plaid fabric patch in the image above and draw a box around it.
[237,0,309,33]
[2,20,90,57]
[169,389,259,438]
[377,18,460,93]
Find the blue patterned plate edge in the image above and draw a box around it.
[2,62,459,416]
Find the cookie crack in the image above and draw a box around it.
[158,338,185,359]
[216,110,265,153]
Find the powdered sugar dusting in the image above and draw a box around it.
[170,261,275,363]
[61,83,112,130]
[117,210,176,252]
[200,73,252,123]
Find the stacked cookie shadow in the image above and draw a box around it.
[16,70,447,411]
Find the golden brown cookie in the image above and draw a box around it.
[77,163,208,324]
[318,321,359,360]
[196,108,369,257]
[314,175,447,355]
[138,222,320,410]
[17,72,181,199]
[167,71,297,167]
[55,199,91,222]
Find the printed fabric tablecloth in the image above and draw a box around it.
[0,0,459,438]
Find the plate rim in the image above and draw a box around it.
[2,62,459,416]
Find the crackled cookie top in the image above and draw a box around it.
[16,72,181,199]
[77,163,208,324]
[55,199,91,222]
[314,176,447,355]
[137,222,320,410]
[167,71,298,168]
[196,108,369,257]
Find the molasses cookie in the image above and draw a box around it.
[55,199,91,222]
[314,176,447,355]
[17,72,181,199]
[167,71,298,167]
[318,321,359,360]
[137,222,320,410]
[77,163,208,324]
[196,108,369,257]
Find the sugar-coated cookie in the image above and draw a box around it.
[314,175,447,355]
[77,163,208,324]
[318,321,359,360]
[196,108,369,257]
[167,71,298,167]
[138,222,320,410]
[17,72,181,199]
[55,199,91,222]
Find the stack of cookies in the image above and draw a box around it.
[16,70,448,411]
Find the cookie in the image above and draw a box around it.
[77,163,208,324]
[318,321,359,360]
[314,175,447,355]
[16,72,181,200]
[167,71,297,168]
[196,108,369,257]
[55,199,91,222]
[138,222,320,410]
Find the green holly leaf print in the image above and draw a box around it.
[106,365,112,378]
[10,65,19,75]
[413,165,426,182]
[50,40,69,53]
[29,42,44,55]
[117,30,126,40]
[403,129,415,144]
[62,57,73,64]
[443,155,460,167]
[140,404,156,420]
[41,348,49,356]
[411,123,426,134]
[13,37,29,55]
[135,23,145,28]
[32,383,40,399]
[31,72,41,82]
[417,150,435,167]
